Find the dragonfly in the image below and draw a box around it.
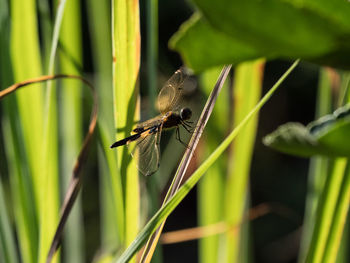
[110,68,193,176]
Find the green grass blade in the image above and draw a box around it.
[224,59,264,263]
[335,70,350,263]
[115,60,300,263]
[0,177,19,263]
[37,0,53,70]
[145,1,162,261]
[304,69,350,263]
[48,0,66,74]
[112,0,141,257]
[1,98,39,263]
[0,35,38,262]
[298,67,333,262]
[146,0,158,116]
[322,162,350,263]
[305,158,348,263]
[59,0,84,261]
[9,0,45,261]
[10,0,44,204]
[339,72,350,107]
[99,122,125,246]
[39,0,69,262]
[316,69,333,117]
[2,113,39,263]
[198,67,229,263]
[304,68,350,262]
[87,0,125,248]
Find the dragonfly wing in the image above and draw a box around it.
[129,128,161,176]
[157,68,186,114]
[134,115,163,131]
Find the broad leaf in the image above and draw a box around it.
[264,104,350,157]
[170,0,350,71]
[170,14,261,71]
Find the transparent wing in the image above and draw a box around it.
[157,68,186,114]
[134,114,163,130]
[129,128,161,176]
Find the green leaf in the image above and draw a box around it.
[263,104,350,157]
[263,123,326,156]
[170,0,350,71]
[169,13,260,72]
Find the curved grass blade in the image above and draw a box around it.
[40,1,68,261]
[0,74,98,263]
[140,65,232,262]
[115,59,300,263]
[58,0,84,261]
[46,77,97,263]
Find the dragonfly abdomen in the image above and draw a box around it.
[110,133,141,148]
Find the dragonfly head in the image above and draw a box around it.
[180,107,192,121]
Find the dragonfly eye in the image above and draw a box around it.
[180,107,192,120]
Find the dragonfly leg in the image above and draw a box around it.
[176,127,187,146]
[185,120,202,133]
[176,126,192,149]
[181,120,195,134]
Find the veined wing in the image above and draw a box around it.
[157,68,186,114]
[129,126,161,176]
[133,114,163,131]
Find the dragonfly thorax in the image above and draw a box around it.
[180,107,192,121]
